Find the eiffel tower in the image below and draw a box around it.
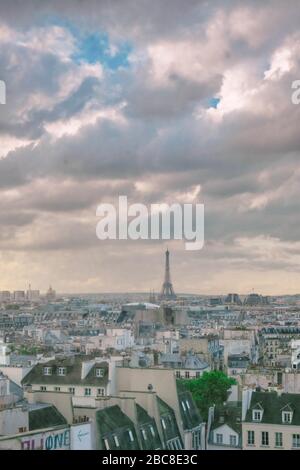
[159,249,176,300]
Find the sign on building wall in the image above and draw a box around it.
[70,423,92,450]
[20,428,70,450]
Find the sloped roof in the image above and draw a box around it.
[29,405,67,431]
[136,404,162,450]
[210,403,242,435]
[245,392,300,425]
[21,357,109,386]
[176,383,203,430]
[96,405,140,450]
[183,354,208,370]
[251,402,264,411]
[157,397,182,444]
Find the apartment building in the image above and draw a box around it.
[242,390,300,450]
[21,356,111,398]
[207,403,242,450]
[259,327,300,367]
[179,335,222,369]
[116,365,205,450]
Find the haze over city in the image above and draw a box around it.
[0,0,300,294]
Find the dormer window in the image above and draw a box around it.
[58,367,66,376]
[96,368,104,378]
[282,411,292,423]
[43,367,52,376]
[252,410,262,422]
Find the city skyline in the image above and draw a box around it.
[0,1,300,294]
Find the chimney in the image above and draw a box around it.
[81,360,95,380]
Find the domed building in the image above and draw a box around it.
[45,285,56,302]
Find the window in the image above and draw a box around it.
[142,429,147,440]
[168,438,182,450]
[196,371,200,378]
[216,433,223,444]
[167,441,174,450]
[176,371,181,378]
[96,368,104,378]
[230,435,237,446]
[173,439,180,450]
[247,431,255,445]
[104,438,110,450]
[253,410,262,422]
[261,431,269,446]
[40,386,46,391]
[97,388,104,396]
[282,411,292,423]
[54,386,60,392]
[275,432,283,447]
[84,388,91,396]
[43,367,52,376]
[128,430,134,442]
[69,387,75,394]
[18,427,27,433]
[192,430,201,449]
[185,371,190,379]
[293,434,300,448]
[114,435,119,447]
[58,367,66,376]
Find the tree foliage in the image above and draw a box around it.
[181,370,236,419]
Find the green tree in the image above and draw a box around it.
[180,370,236,419]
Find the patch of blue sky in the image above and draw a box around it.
[207,97,221,109]
[38,15,132,70]
[73,32,132,70]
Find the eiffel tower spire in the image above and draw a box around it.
[159,249,176,300]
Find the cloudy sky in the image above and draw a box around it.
[0,0,300,295]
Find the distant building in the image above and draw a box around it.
[244,293,269,306]
[227,354,250,376]
[85,328,134,353]
[13,291,26,302]
[291,340,300,370]
[46,286,56,302]
[179,336,223,369]
[0,371,23,407]
[209,297,223,307]
[0,340,10,366]
[159,352,210,379]
[259,327,300,367]
[225,293,242,305]
[0,291,11,302]
[27,288,40,302]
